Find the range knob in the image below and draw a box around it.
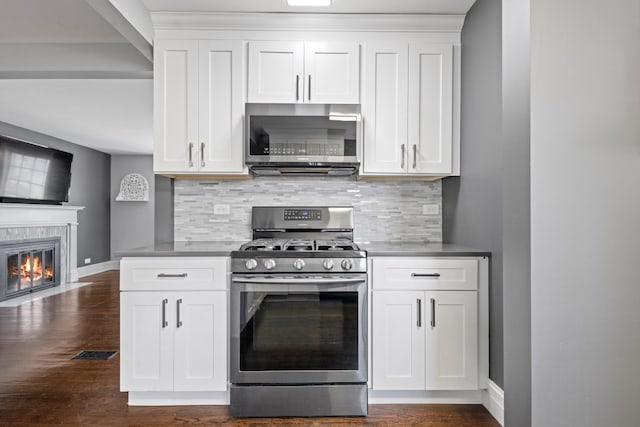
[293,259,305,270]
[245,259,258,270]
[263,258,276,270]
[341,259,353,271]
[323,259,335,270]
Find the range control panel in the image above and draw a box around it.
[284,209,322,221]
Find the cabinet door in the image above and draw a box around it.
[425,291,478,390]
[248,41,304,103]
[154,39,199,172]
[198,40,245,173]
[372,291,425,390]
[362,42,408,174]
[120,292,174,391]
[408,43,453,174]
[173,292,228,391]
[304,42,359,104]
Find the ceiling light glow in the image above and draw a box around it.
[287,0,332,6]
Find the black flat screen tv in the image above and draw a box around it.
[0,135,73,205]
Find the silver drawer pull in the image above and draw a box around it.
[430,298,436,327]
[417,298,422,327]
[177,299,183,328]
[412,144,417,169]
[157,273,188,278]
[161,298,168,328]
[411,273,441,278]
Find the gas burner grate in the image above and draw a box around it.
[316,240,360,251]
[72,350,118,360]
[284,240,316,251]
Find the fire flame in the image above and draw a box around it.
[9,254,54,284]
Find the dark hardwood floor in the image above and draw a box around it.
[0,270,500,426]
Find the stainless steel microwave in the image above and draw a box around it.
[245,103,361,176]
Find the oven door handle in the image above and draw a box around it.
[231,276,366,285]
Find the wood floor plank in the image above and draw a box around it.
[0,270,500,426]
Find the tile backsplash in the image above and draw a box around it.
[174,178,442,242]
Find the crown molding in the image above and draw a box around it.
[150,12,466,33]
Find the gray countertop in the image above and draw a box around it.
[115,241,245,258]
[356,241,490,257]
[116,241,490,258]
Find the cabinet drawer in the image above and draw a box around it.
[371,258,477,291]
[120,257,228,291]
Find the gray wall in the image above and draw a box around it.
[442,0,504,389]
[110,155,155,256]
[0,121,111,266]
[154,175,173,244]
[443,1,532,424]
[531,1,640,426]
[501,0,531,425]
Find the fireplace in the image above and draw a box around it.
[1,238,61,301]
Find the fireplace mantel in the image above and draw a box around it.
[0,204,84,283]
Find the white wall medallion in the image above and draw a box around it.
[116,173,149,202]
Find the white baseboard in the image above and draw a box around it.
[77,260,120,278]
[482,379,504,426]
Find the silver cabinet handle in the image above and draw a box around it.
[296,75,299,101]
[413,144,417,169]
[157,273,188,278]
[411,273,441,278]
[188,142,194,167]
[200,142,205,167]
[417,298,422,327]
[177,298,183,328]
[161,298,168,328]
[401,144,405,169]
[308,75,311,101]
[430,298,436,327]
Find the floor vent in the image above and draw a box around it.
[72,350,118,360]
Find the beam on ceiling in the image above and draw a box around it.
[85,0,153,62]
[0,43,152,79]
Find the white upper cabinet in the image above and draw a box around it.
[154,39,245,174]
[408,43,453,174]
[304,42,360,104]
[154,40,198,172]
[248,41,359,104]
[247,41,304,103]
[362,42,408,174]
[362,42,456,176]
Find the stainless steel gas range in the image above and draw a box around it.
[229,206,367,417]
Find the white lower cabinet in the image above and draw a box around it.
[121,291,227,392]
[372,291,425,390]
[371,257,481,392]
[424,291,478,390]
[120,258,228,398]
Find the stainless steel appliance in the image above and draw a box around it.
[245,104,361,176]
[230,206,367,417]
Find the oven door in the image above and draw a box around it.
[230,274,367,385]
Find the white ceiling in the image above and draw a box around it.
[0,79,153,155]
[0,0,475,156]
[0,0,127,43]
